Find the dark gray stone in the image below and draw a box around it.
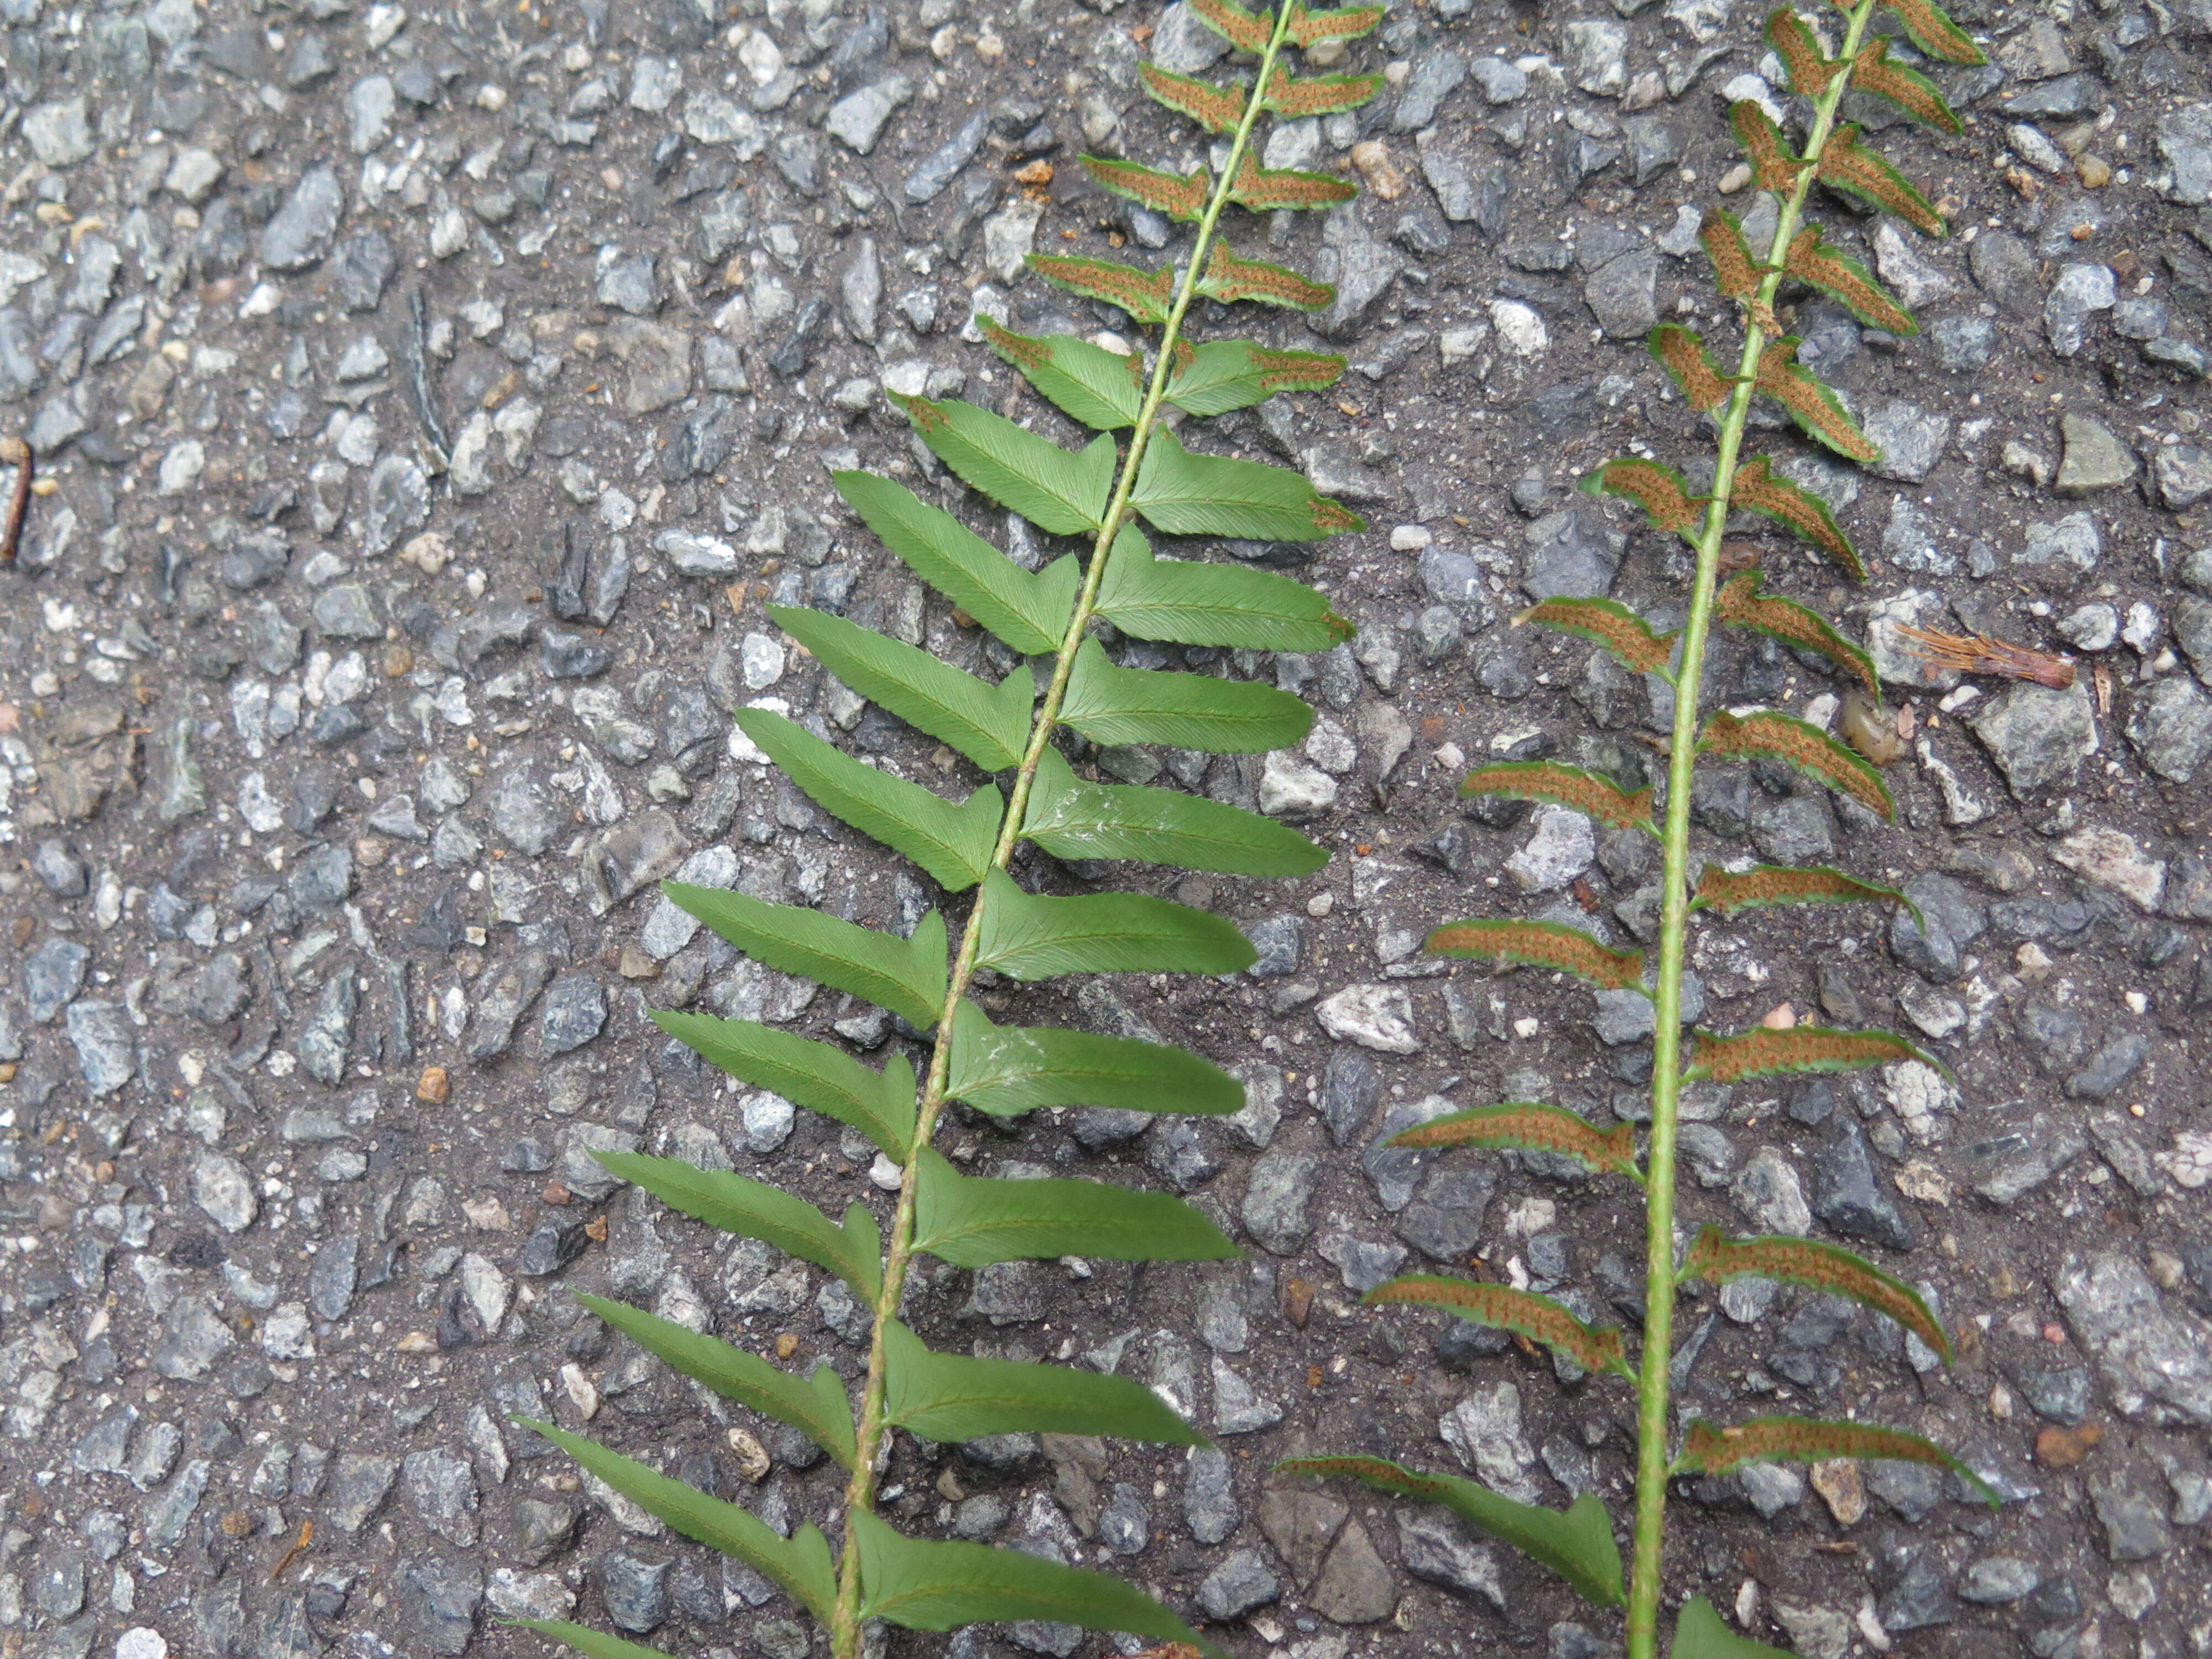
[1522,503,1624,599]
[398,1556,482,1656]
[24,936,90,1023]
[1810,1117,1917,1251]
[260,165,343,269]
[1889,871,1986,982]
[1196,1547,1280,1619]
[539,973,607,1055]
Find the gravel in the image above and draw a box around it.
[2,0,2207,1653]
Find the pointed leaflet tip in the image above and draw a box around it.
[1765,6,1841,96]
[1729,99,1807,194]
[1648,324,1734,413]
[1867,0,1987,63]
[1080,154,1212,222]
[1519,594,1681,675]
[1427,918,1648,992]
[1228,150,1359,212]
[1025,253,1176,326]
[1385,1103,1641,1180]
[1286,1,1388,44]
[1699,707,1893,818]
[1680,1225,1952,1361]
[1457,760,1656,833]
[1138,61,1248,133]
[1850,36,1965,133]
[1817,124,1948,237]
[1689,1023,1949,1084]
[1783,225,1916,334]
[1693,862,1919,927]
[1580,458,1705,543]
[1677,1417,2001,1506]
[1752,338,1881,463]
[1365,1276,1634,1377]
[1698,208,1764,301]
[1713,567,1879,697]
[1196,242,1338,311]
[1730,455,1865,579]
[1187,0,1272,50]
[1275,1457,1626,1609]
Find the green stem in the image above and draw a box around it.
[824,14,1298,1654]
[1621,7,1879,1656]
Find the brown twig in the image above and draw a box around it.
[268,1518,313,1582]
[1893,622,2076,689]
[1,436,30,564]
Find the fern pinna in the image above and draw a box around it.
[516,5,1381,1658]
[1290,2,1999,1657]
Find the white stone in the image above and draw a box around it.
[740,632,786,690]
[2052,826,2166,912]
[742,1091,796,1154]
[458,1251,512,1332]
[259,1302,317,1360]
[1258,751,1338,817]
[1303,716,1359,774]
[1316,984,1420,1054]
[115,1632,169,1659]
[1504,805,1595,892]
[191,1152,258,1233]
[1489,299,1548,357]
[1440,1381,1540,1501]
[158,441,205,494]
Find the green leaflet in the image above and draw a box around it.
[1677,1227,1951,1362]
[1698,707,1893,820]
[1677,1416,1999,1505]
[1133,426,1364,541]
[980,320,1144,431]
[1692,864,1919,928]
[508,1621,686,1659]
[1365,1276,1634,1378]
[945,998,1243,1118]
[1138,61,1248,134]
[1385,1102,1642,1180]
[594,1150,883,1302]
[909,1146,1240,1267]
[522,1422,840,1624]
[1022,747,1329,877]
[1518,594,1680,676]
[1689,1024,1947,1084]
[880,1319,1207,1446]
[1026,252,1176,327]
[1712,567,1879,700]
[1061,637,1315,754]
[650,1013,917,1162]
[658,884,946,1032]
[851,1508,1219,1653]
[1426,917,1648,993]
[1670,1598,1799,1659]
[577,1293,858,1469]
[770,603,1033,772]
[1167,338,1345,415]
[833,470,1079,656]
[1093,525,1352,652]
[971,867,1256,979]
[892,394,1116,536]
[1079,154,1212,222]
[733,708,1002,893]
[1280,1457,1626,1609]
